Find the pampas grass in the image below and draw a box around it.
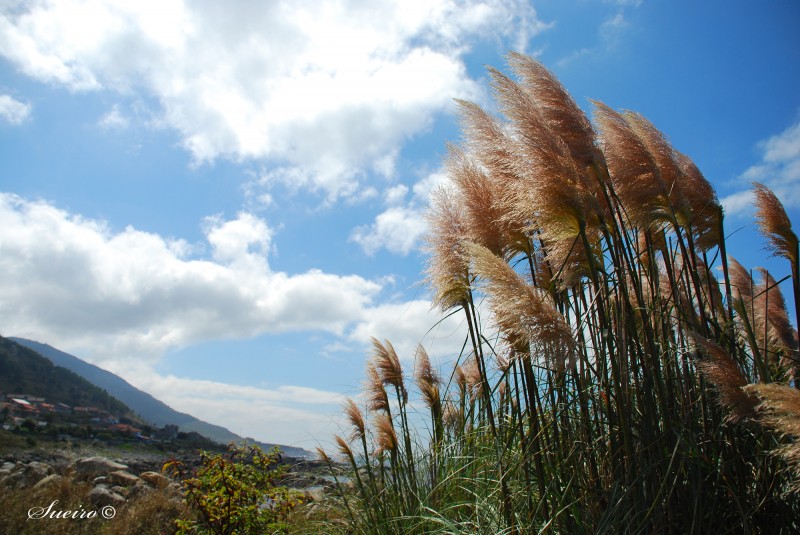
[317,52,800,535]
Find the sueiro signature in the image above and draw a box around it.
[28,500,116,520]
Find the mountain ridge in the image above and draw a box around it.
[0,336,134,419]
[9,337,313,458]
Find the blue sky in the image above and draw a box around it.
[0,0,798,448]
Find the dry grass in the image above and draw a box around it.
[0,476,186,535]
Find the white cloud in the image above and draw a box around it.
[600,13,628,45]
[351,205,428,256]
[97,104,129,129]
[0,193,383,363]
[108,364,344,447]
[720,190,754,216]
[0,193,476,446]
[0,93,31,124]
[348,299,468,365]
[350,170,448,255]
[722,119,800,215]
[0,0,548,200]
[0,192,467,368]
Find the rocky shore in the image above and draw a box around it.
[1,449,179,509]
[1,445,334,504]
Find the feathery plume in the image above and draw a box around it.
[495,349,511,373]
[728,256,754,304]
[490,68,604,286]
[745,383,800,438]
[455,99,516,174]
[506,51,600,169]
[690,334,756,421]
[674,151,721,250]
[489,67,590,223]
[756,268,798,367]
[727,258,773,361]
[442,400,465,433]
[373,412,398,455]
[745,383,800,491]
[371,338,406,401]
[453,99,535,256]
[365,362,390,413]
[753,182,798,264]
[460,357,483,402]
[415,345,441,411]
[623,111,721,247]
[424,186,471,310]
[446,145,512,258]
[316,447,332,465]
[467,242,574,370]
[344,398,366,442]
[622,111,681,203]
[592,100,669,228]
[334,434,355,464]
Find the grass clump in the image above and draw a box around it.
[319,52,800,534]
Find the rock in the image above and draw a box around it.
[127,480,151,500]
[139,471,170,489]
[89,485,126,507]
[24,461,53,485]
[1,461,53,488]
[33,473,65,490]
[108,470,141,487]
[73,457,128,480]
[0,471,23,488]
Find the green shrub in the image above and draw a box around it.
[164,443,304,535]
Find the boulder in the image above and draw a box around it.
[2,461,53,488]
[89,485,126,507]
[126,480,151,500]
[73,457,128,480]
[0,469,23,488]
[108,470,141,487]
[0,461,16,475]
[139,471,170,489]
[24,461,53,484]
[33,473,65,490]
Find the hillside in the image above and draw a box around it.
[0,336,134,419]
[10,337,313,458]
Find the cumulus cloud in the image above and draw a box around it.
[347,299,468,363]
[0,93,31,124]
[721,119,800,215]
[0,193,470,444]
[97,104,129,129]
[0,0,548,200]
[351,170,448,255]
[0,192,467,362]
[350,206,428,256]
[109,363,345,446]
[0,193,384,362]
